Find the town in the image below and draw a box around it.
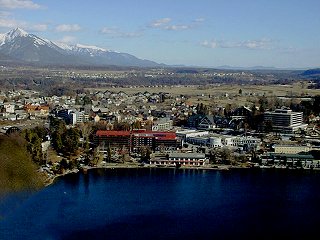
[1,80,320,185]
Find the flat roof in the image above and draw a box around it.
[96,130,131,136]
[169,153,206,158]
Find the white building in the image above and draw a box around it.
[150,153,208,166]
[176,129,209,142]
[152,118,173,131]
[264,108,308,133]
[185,133,261,150]
[70,111,90,125]
[274,145,310,154]
[230,136,261,149]
[3,103,15,113]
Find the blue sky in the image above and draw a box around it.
[0,0,319,69]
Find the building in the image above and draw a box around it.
[70,111,90,125]
[57,109,73,123]
[95,130,132,153]
[260,153,319,168]
[274,145,311,154]
[94,130,179,154]
[176,129,208,144]
[153,131,179,151]
[24,104,49,117]
[132,131,154,152]
[230,136,261,150]
[264,108,308,133]
[187,114,205,128]
[187,135,209,146]
[198,115,216,130]
[231,106,252,119]
[2,103,15,113]
[152,118,173,131]
[150,153,208,166]
[182,132,261,150]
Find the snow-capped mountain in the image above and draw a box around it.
[0,28,160,67]
[54,42,109,55]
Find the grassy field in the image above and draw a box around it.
[87,82,319,96]
[87,82,320,107]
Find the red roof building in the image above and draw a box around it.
[94,130,179,152]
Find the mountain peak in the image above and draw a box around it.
[7,28,29,38]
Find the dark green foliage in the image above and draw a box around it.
[106,144,112,163]
[82,95,92,105]
[313,95,320,115]
[0,134,44,195]
[196,103,209,115]
[60,158,69,170]
[49,116,66,134]
[113,120,131,131]
[258,96,268,113]
[22,128,45,165]
[264,120,273,133]
[33,126,48,141]
[49,116,65,152]
[49,116,80,156]
[132,120,142,129]
[63,128,80,155]
[140,146,152,163]
[52,131,63,152]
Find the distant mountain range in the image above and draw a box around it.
[0,28,161,67]
[301,68,320,76]
[215,65,308,71]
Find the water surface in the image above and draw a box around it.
[1,168,320,239]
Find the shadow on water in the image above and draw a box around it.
[59,210,316,240]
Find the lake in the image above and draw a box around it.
[1,168,320,240]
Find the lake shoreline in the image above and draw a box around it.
[44,163,237,187]
[44,162,319,187]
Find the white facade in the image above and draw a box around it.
[184,132,261,150]
[264,108,307,133]
[274,145,310,154]
[230,136,261,148]
[152,118,173,131]
[209,136,223,148]
[70,111,90,125]
[3,103,15,113]
[176,129,209,141]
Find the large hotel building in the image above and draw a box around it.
[94,130,180,153]
[264,108,307,133]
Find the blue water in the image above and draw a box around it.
[1,168,320,240]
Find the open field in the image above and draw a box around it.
[86,82,319,96]
[86,82,320,107]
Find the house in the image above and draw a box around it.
[24,104,49,117]
[198,115,216,130]
[3,103,15,113]
[152,118,173,131]
[231,106,253,119]
[94,115,100,123]
[187,114,206,128]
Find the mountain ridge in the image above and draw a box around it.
[0,28,161,67]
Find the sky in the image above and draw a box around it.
[0,0,320,69]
